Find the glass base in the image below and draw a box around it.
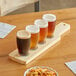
[47,35,54,38]
[39,40,46,44]
[30,46,38,50]
[19,53,29,56]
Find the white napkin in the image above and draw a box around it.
[0,22,16,38]
[65,61,76,75]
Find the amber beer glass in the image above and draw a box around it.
[26,25,40,49]
[43,14,56,37]
[34,19,48,43]
[17,30,31,56]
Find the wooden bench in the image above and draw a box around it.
[0,0,39,16]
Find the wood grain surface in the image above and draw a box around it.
[0,8,76,76]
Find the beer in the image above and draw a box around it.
[17,30,31,56]
[34,19,48,43]
[48,21,56,37]
[43,14,56,37]
[26,25,40,49]
[39,27,48,43]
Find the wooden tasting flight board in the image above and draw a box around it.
[9,22,70,64]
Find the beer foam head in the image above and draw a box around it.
[43,14,56,22]
[17,30,31,39]
[26,25,40,34]
[34,19,48,28]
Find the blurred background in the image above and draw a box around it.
[0,0,76,16]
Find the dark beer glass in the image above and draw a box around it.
[43,14,56,37]
[17,30,31,56]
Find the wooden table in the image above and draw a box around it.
[0,8,76,76]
